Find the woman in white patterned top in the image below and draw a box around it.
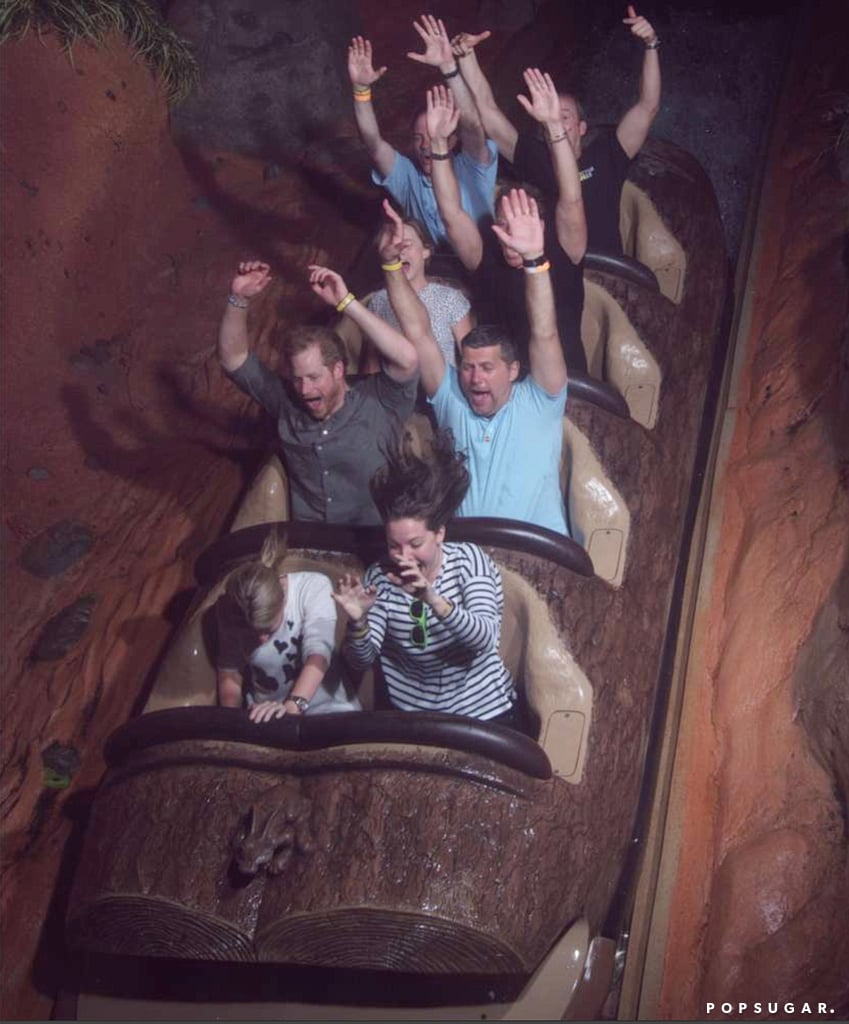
[216,530,361,723]
[362,200,473,369]
[334,432,520,727]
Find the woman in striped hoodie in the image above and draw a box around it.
[334,431,522,728]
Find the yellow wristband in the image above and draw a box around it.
[381,259,403,272]
[353,88,372,102]
[523,261,551,274]
[335,291,356,312]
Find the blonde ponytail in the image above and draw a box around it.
[225,528,289,632]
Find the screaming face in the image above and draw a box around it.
[459,343,520,418]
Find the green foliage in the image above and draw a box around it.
[0,0,199,104]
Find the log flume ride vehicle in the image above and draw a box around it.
[66,137,730,1020]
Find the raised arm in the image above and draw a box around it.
[334,572,383,670]
[616,6,661,159]
[218,261,272,373]
[451,30,518,162]
[426,86,484,271]
[491,189,566,395]
[517,68,587,264]
[407,15,491,166]
[379,200,446,397]
[308,264,418,384]
[348,36,396,178]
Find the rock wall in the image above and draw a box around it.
[655,2,849,1017]
[0,24,367,1020]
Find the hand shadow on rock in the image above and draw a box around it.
[62,382,268,505]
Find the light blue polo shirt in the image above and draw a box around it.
[430,366,569,535]
[372,142,498,247]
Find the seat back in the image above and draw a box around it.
[561,418,630,588]
[229,455,289,532]
[619,181,687,304]
[498,566,592,782]
[581,280,662,428]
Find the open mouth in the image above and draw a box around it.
[469,390,491,410]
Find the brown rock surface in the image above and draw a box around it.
[0,27,364,1021]
[656,2,849,1018]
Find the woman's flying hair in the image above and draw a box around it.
[224,528,289,632]
[370,430,469,531]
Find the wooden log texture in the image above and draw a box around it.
[67,741,576,973]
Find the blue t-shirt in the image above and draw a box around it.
[430,367,569,535]
[372,142,498,247]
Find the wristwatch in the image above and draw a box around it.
[287,695,310,713]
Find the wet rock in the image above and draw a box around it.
[42,741,82,776]
[167,0,358,157]
[41,741,82,788]
[20,521,95,579]
[30,595,98,662]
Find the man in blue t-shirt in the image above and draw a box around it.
[347,15,497,248]
[380,188,570,537]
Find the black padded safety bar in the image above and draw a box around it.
[568,372,630,418]
[584,251,660,292]
[195,518,593,587]
[103,706,552,780]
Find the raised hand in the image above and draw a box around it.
[308,265,349,307]
[385,557,428,596]
[378,199,406,263]
[333,573,378,622]
[491,188,545,260]
[230,260,272,299]
[516,68,561,127]
[425,84,460,143]
[408,14,454,69]
[348,35,387,88]
[623,5,658,45]
[450,29,491,58]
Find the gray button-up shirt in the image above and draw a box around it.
[228,354,417,525]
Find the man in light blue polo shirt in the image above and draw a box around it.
[347,16,497,248]
[382,187,570,536]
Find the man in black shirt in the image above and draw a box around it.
[425,78,587,373]
[451,5,661,256]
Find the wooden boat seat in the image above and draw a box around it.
[145,533,593,783]
[619,180,687,305]
[581,280,662,428]
[562,417,630,588]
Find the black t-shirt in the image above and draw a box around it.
[511,126,632,256]
[470,220,587,375]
